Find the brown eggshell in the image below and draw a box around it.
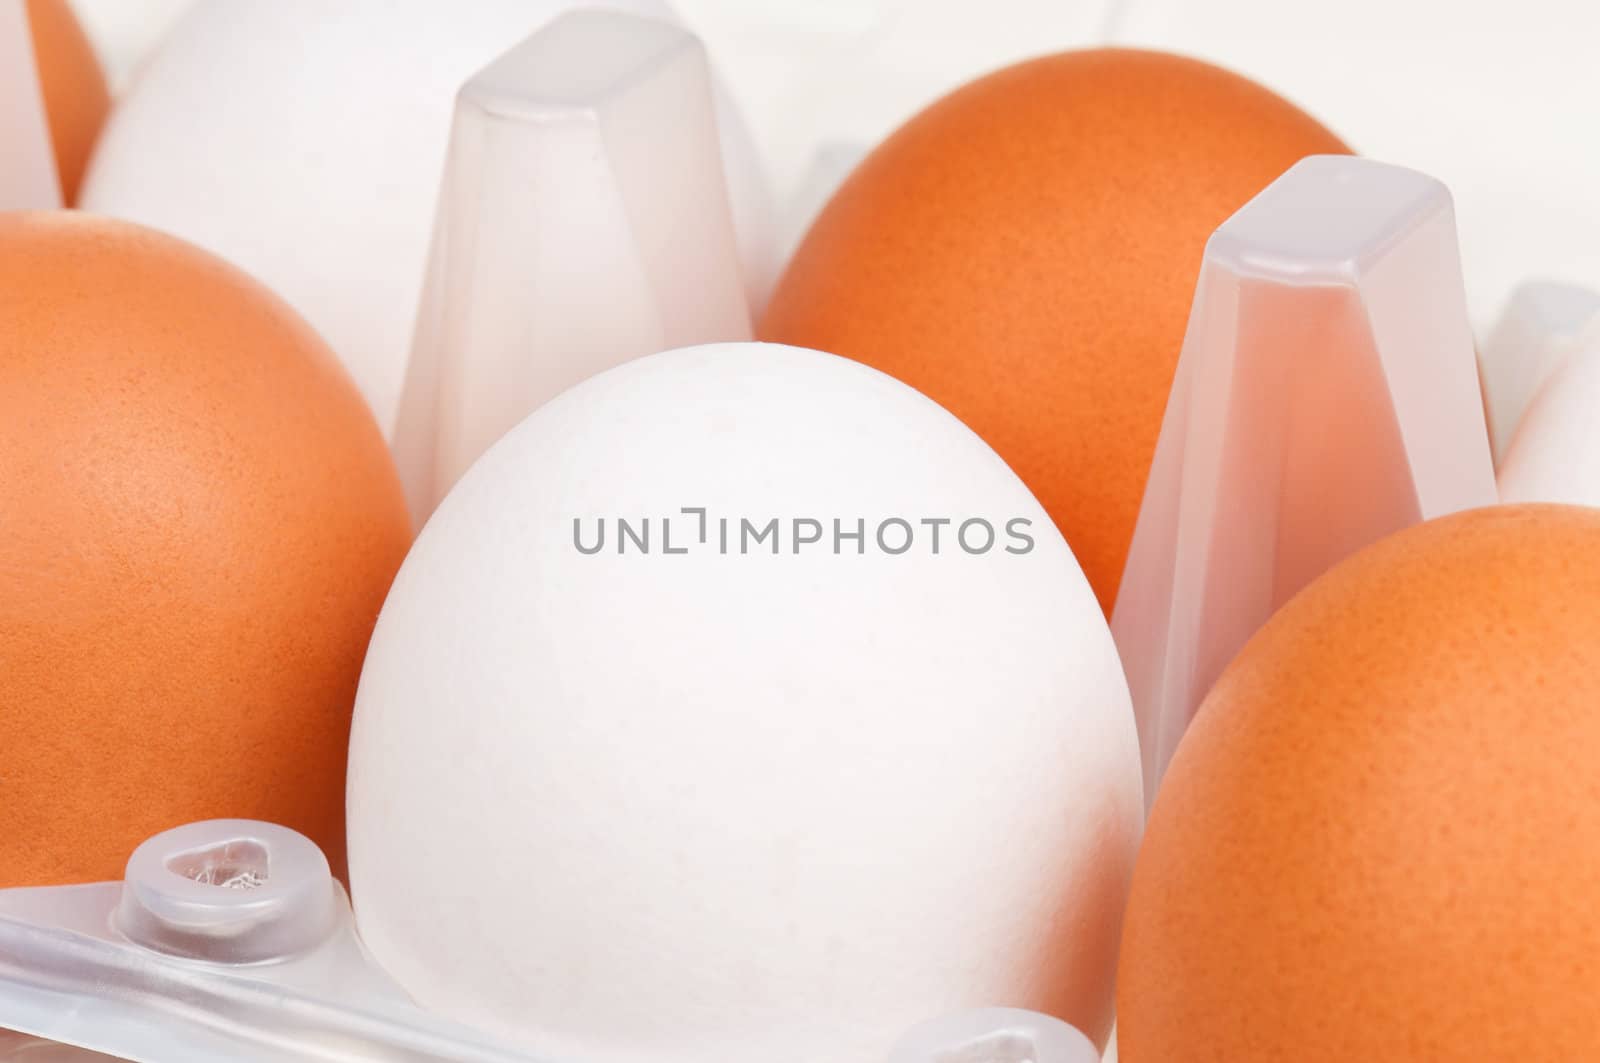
[1118,503,1600,1060]
[0,212,411,886]
[25,0,110,204]
[760,48,1349,612]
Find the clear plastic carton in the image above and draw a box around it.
[390,8,752,527]
[1112,155,1498,801]
[0,820,1094,1062]
[0,0,63,208]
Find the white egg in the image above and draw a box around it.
[346,342,1142,1062]
[79,0,775,438]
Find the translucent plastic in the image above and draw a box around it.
[1112,155,1497,801]
[1106,0,1600,335]
[1492,282,1600,506]
[0,822,1091,1062]
[0,1029,121,1061]
[667,0,1112,209]
[0,821,548,1062]
[0,0,61,209]
[887,1010,1100,1063]
[1481,281,1600,465]
[784,139,867,252]
[391,8,752,526]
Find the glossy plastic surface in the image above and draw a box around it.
[783,138,867,253]
[669,0,1113,210]
[1109,0,1600,334]
[392,9,751,525]
[1112,155,1497,800]
[0,0,60,208]
[1481,281,1600,465]
[0,1030,121,1060]
[1491,282,1600,506]
[0,821,546,1062]
[1,819,1102,1062]
[887,1009,1100,1063]
[79,0,775,443]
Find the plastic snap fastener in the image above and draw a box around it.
[114,820,338,964]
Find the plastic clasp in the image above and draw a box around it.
[114,820,338,965]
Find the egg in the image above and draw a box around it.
[1117,504,1600,1061]
[760,48,1348,612]
[0,212,411,888]
[347,342,1142,1060]
[5,0,110,205]
[80,0,776,438]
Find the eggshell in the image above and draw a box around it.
[760,49,1348,613]
[1117,504,1600,1061]
[0,212,411,888]
[79,0,776,438]
[24,0,110,203]
[347,342,1142,1061]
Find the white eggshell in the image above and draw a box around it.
[1499,334,1600,506]
[346,342,1142,1062]
[79,0,775,438]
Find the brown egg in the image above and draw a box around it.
[25,0,110,203]
[760,49,1349,612]
[0,212,411,886]
[1118,504,1600,1061]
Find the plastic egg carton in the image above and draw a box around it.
[10,3,1592,1060]
[0,2,57,207]
[1108,151,1493,797]
[5,4,766,484]
[1,9,1106,1059]
[0,820,1099,1063]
